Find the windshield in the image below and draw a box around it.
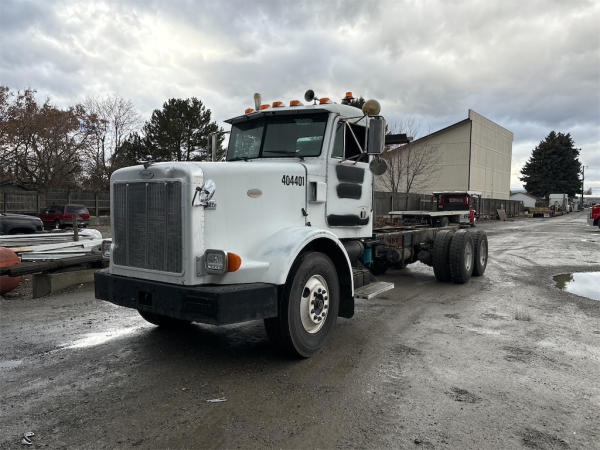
[227,113,328,160]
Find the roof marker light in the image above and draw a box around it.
[272,101,284,107]
[290,100,303,106]
[319,97,331,104]
[245,108,254,114]
[345,91,353,98]
[259,104,270,110]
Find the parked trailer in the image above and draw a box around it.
[389,191,480,227]
[95,91,489,357]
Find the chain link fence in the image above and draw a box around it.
[1,190,110,216]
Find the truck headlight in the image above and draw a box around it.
[204,249,227,274]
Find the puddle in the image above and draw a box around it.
[62,326,145,349]
[554,272,600,301]
[0,359,23,369]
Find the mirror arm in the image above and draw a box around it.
[347,123,365,154]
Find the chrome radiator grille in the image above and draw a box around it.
[113,181,182,273]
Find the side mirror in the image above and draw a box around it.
[367,117,385,154]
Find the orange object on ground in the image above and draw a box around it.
[0,247,21,294]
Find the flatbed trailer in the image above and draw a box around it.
[388,210,472,227]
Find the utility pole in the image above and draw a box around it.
[581,165,584,204]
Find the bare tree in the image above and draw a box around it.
[0,87,97,189]
[83,96,140,190]
[379,118,439,210]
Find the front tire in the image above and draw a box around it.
[264,252,339,358]
[138,310,191,328]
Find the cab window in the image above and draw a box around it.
[331,121,367,161]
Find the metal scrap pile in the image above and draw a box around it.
[0,229,108,260]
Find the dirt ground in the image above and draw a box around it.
[1,212,599,449]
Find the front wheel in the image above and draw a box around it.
[264,251,339,358]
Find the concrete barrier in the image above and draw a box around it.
[32,269,97,298]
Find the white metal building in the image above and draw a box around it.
[376,109,513,199]
[509,192,538,208]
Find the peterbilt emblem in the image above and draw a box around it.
[140,170,154,179]
[247,188,262,198]
[193,179,216,209]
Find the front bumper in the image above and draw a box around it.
[95,270,278,325]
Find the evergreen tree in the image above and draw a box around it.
[143,97,224,161]
[520,131,582,198]
[344,96,365,110]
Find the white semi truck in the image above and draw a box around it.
[95,91,488,357]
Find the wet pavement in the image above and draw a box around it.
[554,272,600,301]
[1,211,599,448]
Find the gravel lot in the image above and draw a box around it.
[1,211,599,449]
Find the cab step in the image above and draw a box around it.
[354,281,394,300]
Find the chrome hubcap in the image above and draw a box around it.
[300,275,329,334]
[464,241,473,272]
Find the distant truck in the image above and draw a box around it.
[548,193,568,214]
[390,191,480,227]
[588,204,600,227]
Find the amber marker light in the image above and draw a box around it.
[259,104,270,110]
[272,101,284,107]
[319,97,331,104]
[245,108,254,114]
[227,253,242,272]
[289,100,303,106]
[345,91,353,98]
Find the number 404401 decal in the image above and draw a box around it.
[281,175,305,186]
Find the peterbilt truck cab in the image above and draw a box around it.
[95,91,488,357]
[96,92,391,357]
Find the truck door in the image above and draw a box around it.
[325,118,372,231]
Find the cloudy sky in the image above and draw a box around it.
[1,0,599,191]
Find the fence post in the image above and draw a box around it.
[67,190,72,204]
[3,192,7,213]
[95,192,99,217]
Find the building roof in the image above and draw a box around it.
[510,192,539,200]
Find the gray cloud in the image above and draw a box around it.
[1,0,598,190]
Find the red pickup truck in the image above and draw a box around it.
[39,204,90,229]
[588,204,600,227]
